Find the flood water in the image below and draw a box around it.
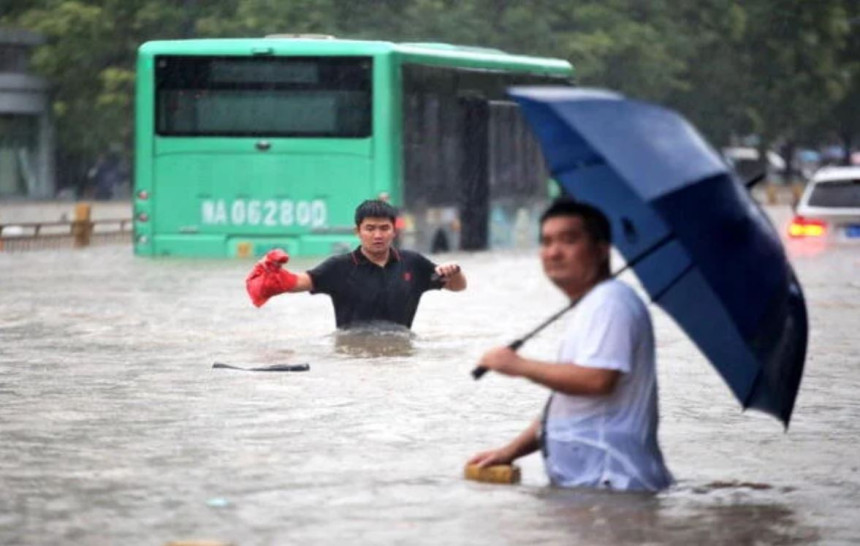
[1,204,859,545]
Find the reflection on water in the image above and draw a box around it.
[1,205,859,544]
[692,479,787,492]
[530,485,818,544]
[332,322,416,358]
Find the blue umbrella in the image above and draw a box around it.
[507,87,807,426]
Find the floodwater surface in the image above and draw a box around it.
[1,205,859,545]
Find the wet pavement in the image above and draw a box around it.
[1,204,859,545]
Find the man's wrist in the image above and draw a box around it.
[515,357,537,380]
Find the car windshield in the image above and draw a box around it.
[808,179,860,208]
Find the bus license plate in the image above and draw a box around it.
[846,225,860,238]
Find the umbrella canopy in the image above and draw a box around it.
[510,87,807,426]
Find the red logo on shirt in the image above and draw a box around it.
[403,271,412,282]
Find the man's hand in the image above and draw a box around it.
[246,248,298,307]
[467,446,515,469]
[434,262,461,278]
[433,262,466,291]
[467,420,541,469]
[262,248,289,270]
[476,346,526,377]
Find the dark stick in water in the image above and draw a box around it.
[212,362,310,372]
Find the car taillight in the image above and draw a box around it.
[788,216,827,238]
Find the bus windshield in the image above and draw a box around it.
[155,55,372,138]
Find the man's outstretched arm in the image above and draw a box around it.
[288,272,313,293]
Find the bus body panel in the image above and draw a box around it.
[136,46,385,257]
[134,52,156,254]
[150,141,371,255]
[134,38,573,258]
[147,143,374,257]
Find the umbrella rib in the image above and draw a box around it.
[610,232,698,304]
[554,155,606,174]
[612,232,675,278]
[649,261,695,303]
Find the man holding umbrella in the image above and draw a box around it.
[468,197,673,492]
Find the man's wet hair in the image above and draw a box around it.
[540,197,612,244]
[355,199,398,226]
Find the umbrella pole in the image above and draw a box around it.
[471,300,577,379]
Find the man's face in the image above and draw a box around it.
[540,215,608,293]
[356,217,396,255]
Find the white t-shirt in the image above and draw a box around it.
[543,279,673,491]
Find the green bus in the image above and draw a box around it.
[133,36,573,258]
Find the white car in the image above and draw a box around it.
[789,166,860,242]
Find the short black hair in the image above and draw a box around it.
[540,197,612,244]
[355,199,398,226]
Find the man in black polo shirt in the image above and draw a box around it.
[248,200,466,329]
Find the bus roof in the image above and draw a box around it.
[138,37,573,76]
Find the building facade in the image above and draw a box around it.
[0,29,54,198]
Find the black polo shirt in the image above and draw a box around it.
[307,246,445,329]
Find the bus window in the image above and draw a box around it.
[155,56,372,138]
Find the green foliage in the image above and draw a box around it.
[742,0,847,142]
[805,0,860,158]
[5,0,860,191]
[16,0,185,159]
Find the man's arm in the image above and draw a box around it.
[476,347,620,396]
[468,419,541,468]
[288,272,313,293]
[435,263,467,292]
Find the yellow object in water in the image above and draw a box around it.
[464,463,521,484]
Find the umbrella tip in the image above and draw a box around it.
[744,172,767,189]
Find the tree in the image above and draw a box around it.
[664,0,752,147]
[741,0,849,180]
[5,0,856,195]
[11,0,226,193]
[814,0,860,164]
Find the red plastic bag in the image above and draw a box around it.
[245,249,298,307]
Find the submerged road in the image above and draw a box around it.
[1,204,858,545]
